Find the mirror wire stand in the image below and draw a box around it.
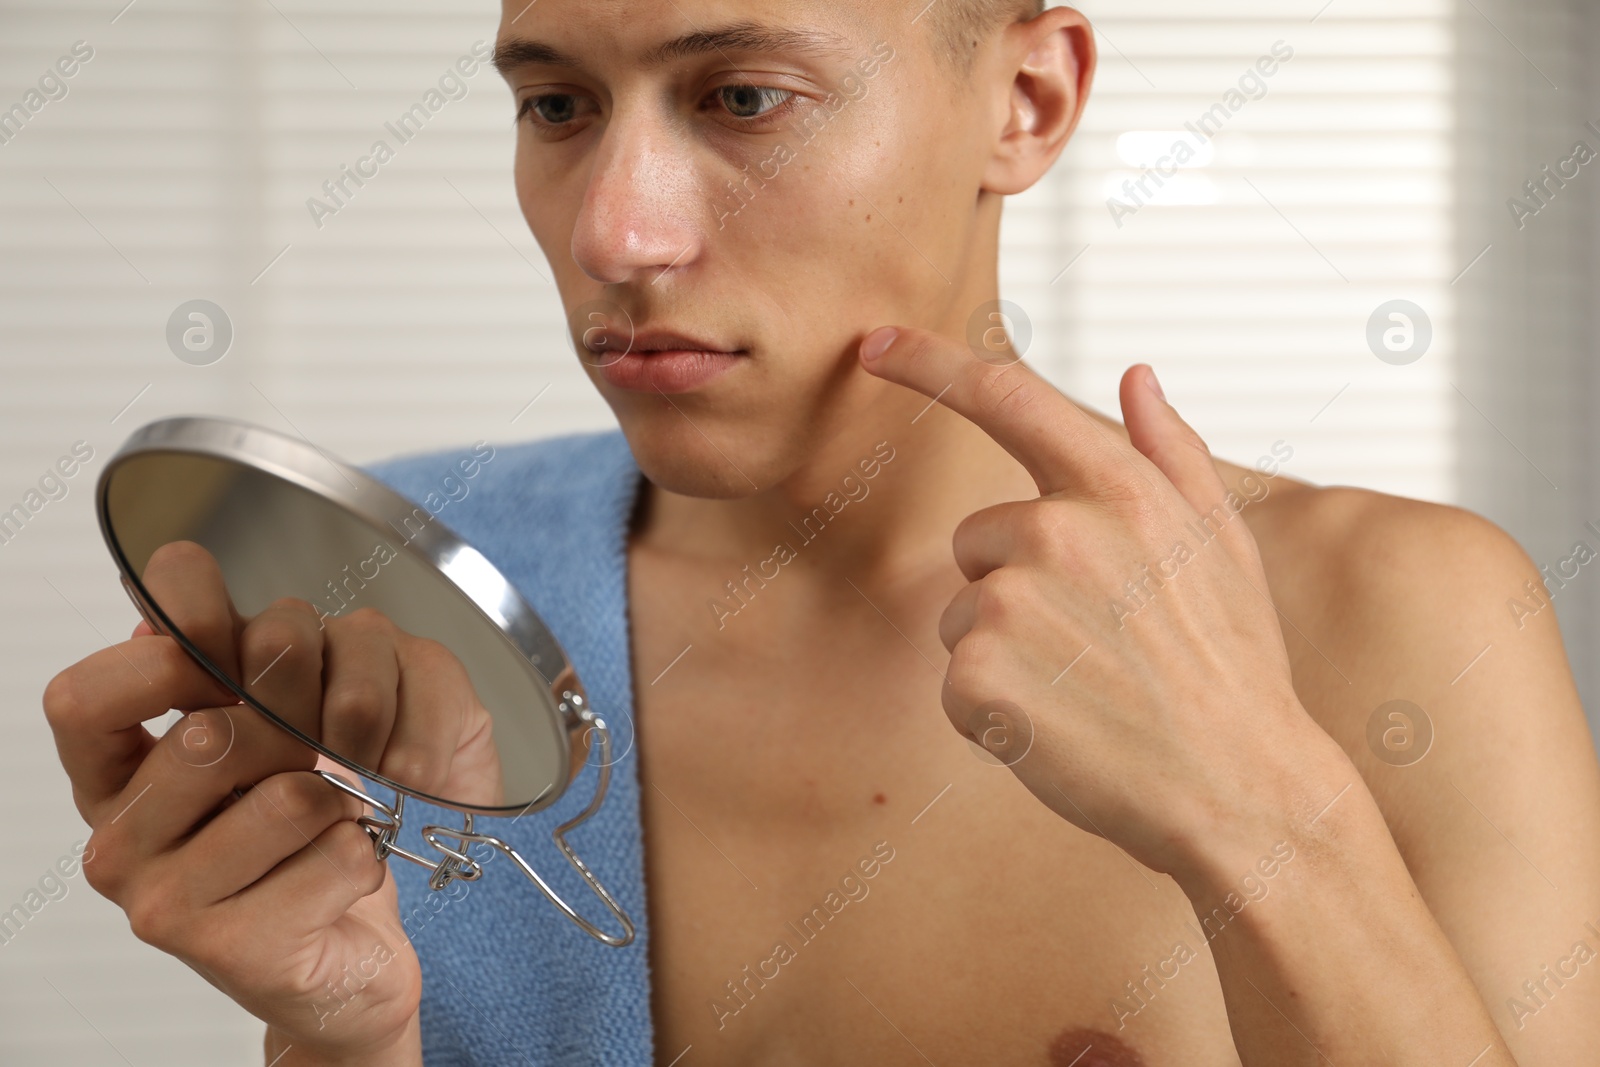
[315,691,636,948]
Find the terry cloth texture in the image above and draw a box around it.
[362,428,653,1066]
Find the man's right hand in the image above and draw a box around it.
[42,541,430,1064]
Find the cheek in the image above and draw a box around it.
[713,125,945,324]
[787,98,974,320]
[513,153,571,258]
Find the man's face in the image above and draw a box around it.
[495,0,1002,497]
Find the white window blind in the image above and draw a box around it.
[1007,0,1457,503]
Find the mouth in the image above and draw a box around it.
[584,327,748,395]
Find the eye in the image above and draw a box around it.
[715,85,795,121]
[518,93,584,127]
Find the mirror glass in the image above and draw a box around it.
[97,418,586,816]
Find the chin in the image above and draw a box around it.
[615,415,783,500]
[598,350,867,498]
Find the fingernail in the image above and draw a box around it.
[1146,366,1166,402]
[861,327,898,363]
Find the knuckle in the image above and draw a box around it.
[936,595,966,653]
[401,634,450,669]
[125,886,182,948]
[257,772,336,830]
[323,678,388,732]
[342,606,395,633]
[1179,424,1213,458]
[149,635,196,679]
[940,683,972,736]
[379,747,432,792]
[1013,505,1067,560]
[249,599,318,640]
[81,830,127,899]
[1090,472,1148,512]
[240,618,318,674]
[899,330,942,366]
[1149,432,1212,479]
[239,618,293,662]
[973,572,1021,626]
[40,668,83,728]
[971,364,1037,425]
[173,621,232,671]
[400,636,467,687]
[266,595,318,619]
[950,509,984,552]
[946,630,1000,693]
[1095,477,1166,534]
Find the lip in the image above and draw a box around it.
[586,328,747,394]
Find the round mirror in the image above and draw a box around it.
[95,416,591,817]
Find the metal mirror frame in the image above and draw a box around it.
[96,416,635,947]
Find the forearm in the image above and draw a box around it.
[1177,753,1512,1065]
[264,1014,422,1067]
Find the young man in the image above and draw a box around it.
[43,1,1600,1064]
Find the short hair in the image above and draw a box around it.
[923,0,1046,70]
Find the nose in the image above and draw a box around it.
[571,113,703,286]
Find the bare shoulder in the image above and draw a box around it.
[1230,470,1587,761]
[1241,474,1549,663]
[1237,475,1572,695]
[1228,467,1600,1054]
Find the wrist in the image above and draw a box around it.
[265,1014,422,1067]
[1166,720,1374,904]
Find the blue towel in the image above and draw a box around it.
[362,429,653,1067]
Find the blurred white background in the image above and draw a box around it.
[1,0,1595,1061]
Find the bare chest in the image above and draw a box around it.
[626,548,1243,1067]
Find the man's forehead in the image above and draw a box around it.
[493,0,900,74]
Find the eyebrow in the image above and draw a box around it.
[492,22,853,75]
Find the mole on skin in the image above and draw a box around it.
[1048,1028,1146,1067]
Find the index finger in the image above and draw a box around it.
[44,539,250,819]
[858,325,1128,495]
[42,636,241,820]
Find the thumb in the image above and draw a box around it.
[1119,364,1230,515]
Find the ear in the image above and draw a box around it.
[981,6,1096,196]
